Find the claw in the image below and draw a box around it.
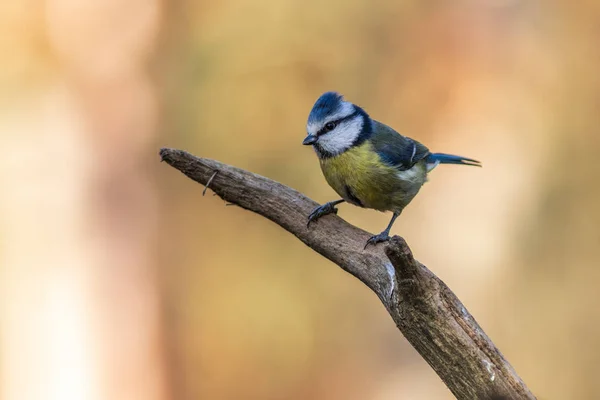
[307,202,338,228]
[363,232,391,250]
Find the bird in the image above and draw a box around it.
[302,91,481,249]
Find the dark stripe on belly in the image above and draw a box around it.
[344,185,364,207]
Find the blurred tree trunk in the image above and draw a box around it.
[0,1,171,399]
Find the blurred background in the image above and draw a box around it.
[1,0,599,399]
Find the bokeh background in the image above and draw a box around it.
[1,1,599,399]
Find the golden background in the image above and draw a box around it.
[1,1,599,399]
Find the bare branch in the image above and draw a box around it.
[160,148,536,400]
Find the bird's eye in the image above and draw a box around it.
[324,122,337,132]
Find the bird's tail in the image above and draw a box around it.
[426,153,481,171]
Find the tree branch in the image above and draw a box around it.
[160,148,536,400]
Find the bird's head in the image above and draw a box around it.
[303,92,372,158]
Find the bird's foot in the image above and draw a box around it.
[307,202,339,228]
[364,232,391,249]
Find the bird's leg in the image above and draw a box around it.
[307,199,345,228]
[364,211,400,249]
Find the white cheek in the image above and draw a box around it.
[317,117,362,155]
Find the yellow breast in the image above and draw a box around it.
[319,142,427,212]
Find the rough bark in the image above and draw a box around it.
[160,148,536,400]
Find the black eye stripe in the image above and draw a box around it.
[317,111,359,136]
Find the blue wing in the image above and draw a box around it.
[370,120,430,171]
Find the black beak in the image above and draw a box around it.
[302,135,317,145]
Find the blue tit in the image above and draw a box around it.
[302,92,481,248]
